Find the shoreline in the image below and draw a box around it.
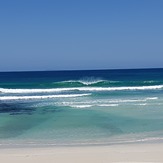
[1,133,163,149]
[0,143,163,162]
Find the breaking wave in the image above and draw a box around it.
[0,85,163,94]
[51,79,163,87]
[54,79,109,87]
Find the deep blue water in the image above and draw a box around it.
[0,68,163,147]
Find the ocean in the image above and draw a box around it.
[0,68,163,147]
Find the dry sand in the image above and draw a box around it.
[0,143,163,163]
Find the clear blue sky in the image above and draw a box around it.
[0,0,163,71]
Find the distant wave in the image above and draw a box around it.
[52,79,162,87]
[0,93,91,100]
[78,79,107,85]
[0,85,163,94]
[54,79,109,87]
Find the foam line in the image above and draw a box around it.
[0,93,91,100]
[0,85,163,94]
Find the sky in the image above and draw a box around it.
[0,0,163,71]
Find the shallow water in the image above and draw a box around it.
[0,69,163,147]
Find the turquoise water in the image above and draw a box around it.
[0,69,163,147]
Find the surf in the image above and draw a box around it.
[0,85,163,94]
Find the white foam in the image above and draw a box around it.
[0,88,71,93]
[106,99,147,103]
[98,104,119,107]
[70,105,93,108]
[69,103,119,108]
[0,93,90,100]
[146,97,158,100]
[1,85,163,94]
[107,97,158,103]
[60,79,106,85]
[143,80,155,83]
[135,103,147,106]
[76,85,163,91]
[78,79,105,85]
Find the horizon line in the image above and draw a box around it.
[0,67,163,73]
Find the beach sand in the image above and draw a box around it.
[0,143,163,163]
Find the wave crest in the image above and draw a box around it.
[1,85,163,94]
[56,79,108,86]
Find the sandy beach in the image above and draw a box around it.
[0,143,163,163]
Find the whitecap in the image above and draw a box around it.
[0,85,163,94]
